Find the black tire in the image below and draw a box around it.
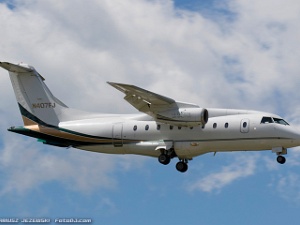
[176,161,188,173]
[158,154,171,165]
[277,155,286,164]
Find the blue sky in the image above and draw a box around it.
[0,0,300,224]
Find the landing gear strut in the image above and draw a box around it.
[176,160,188,173]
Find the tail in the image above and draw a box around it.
[0,62,68,127]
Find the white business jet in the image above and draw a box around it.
[1,62,300,172]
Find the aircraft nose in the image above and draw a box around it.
[277,125,300,146]
[290,127,300,146]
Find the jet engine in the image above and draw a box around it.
[156,108,208,127]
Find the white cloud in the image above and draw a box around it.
[0,133,117,195]
[0,0,300,195]
[275,173,300,203]
[262,155,281,171]
[187,154,257,193]
[1,0,299,112]
[265,147,300,203]
[0,116,147,195]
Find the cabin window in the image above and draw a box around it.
[145,125,149,130]
[157,124,161,130]
[133,125,137,131]
[190,127,193,129]
[170,125,173,130]
[225,123,229,128]
[243,122,247,128]
[213,123,217,129]
[178,126,182,130]
[261,117,273,124]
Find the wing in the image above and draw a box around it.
[108,82,209,127]
[107,82,176,114]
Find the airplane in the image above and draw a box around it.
[1,61,300,173]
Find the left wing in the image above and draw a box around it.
[108,82,208,127]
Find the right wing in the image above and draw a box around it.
[107,82,175,114]
[108,82,208,127]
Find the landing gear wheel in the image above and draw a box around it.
[158,154,171,165]
[176,161,188,173]
[277,155,286,164]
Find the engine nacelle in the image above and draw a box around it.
[156,108,209,127]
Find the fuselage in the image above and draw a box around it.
[57,108,300,159]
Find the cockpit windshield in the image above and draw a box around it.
[273,118,289,125]
[260,116,289,125]
[261,117,273,124]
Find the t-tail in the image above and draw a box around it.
[0,62,68,127]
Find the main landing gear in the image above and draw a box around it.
[176,160,188,173]
[158,148,189,173]
[158,153,171,165]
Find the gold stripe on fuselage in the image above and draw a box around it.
[23,116,111,144]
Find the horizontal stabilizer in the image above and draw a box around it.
[0,62,34,73]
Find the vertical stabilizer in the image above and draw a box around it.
[0,62,68,126]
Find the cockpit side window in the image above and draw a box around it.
[261,116,290,125]
[261,117,273,124]
[273,118,289,125]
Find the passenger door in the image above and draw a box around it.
[113,123,123,147]
[240,118,250,133]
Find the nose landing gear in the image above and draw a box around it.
[273,147,287,165]
[277,155,286,164]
